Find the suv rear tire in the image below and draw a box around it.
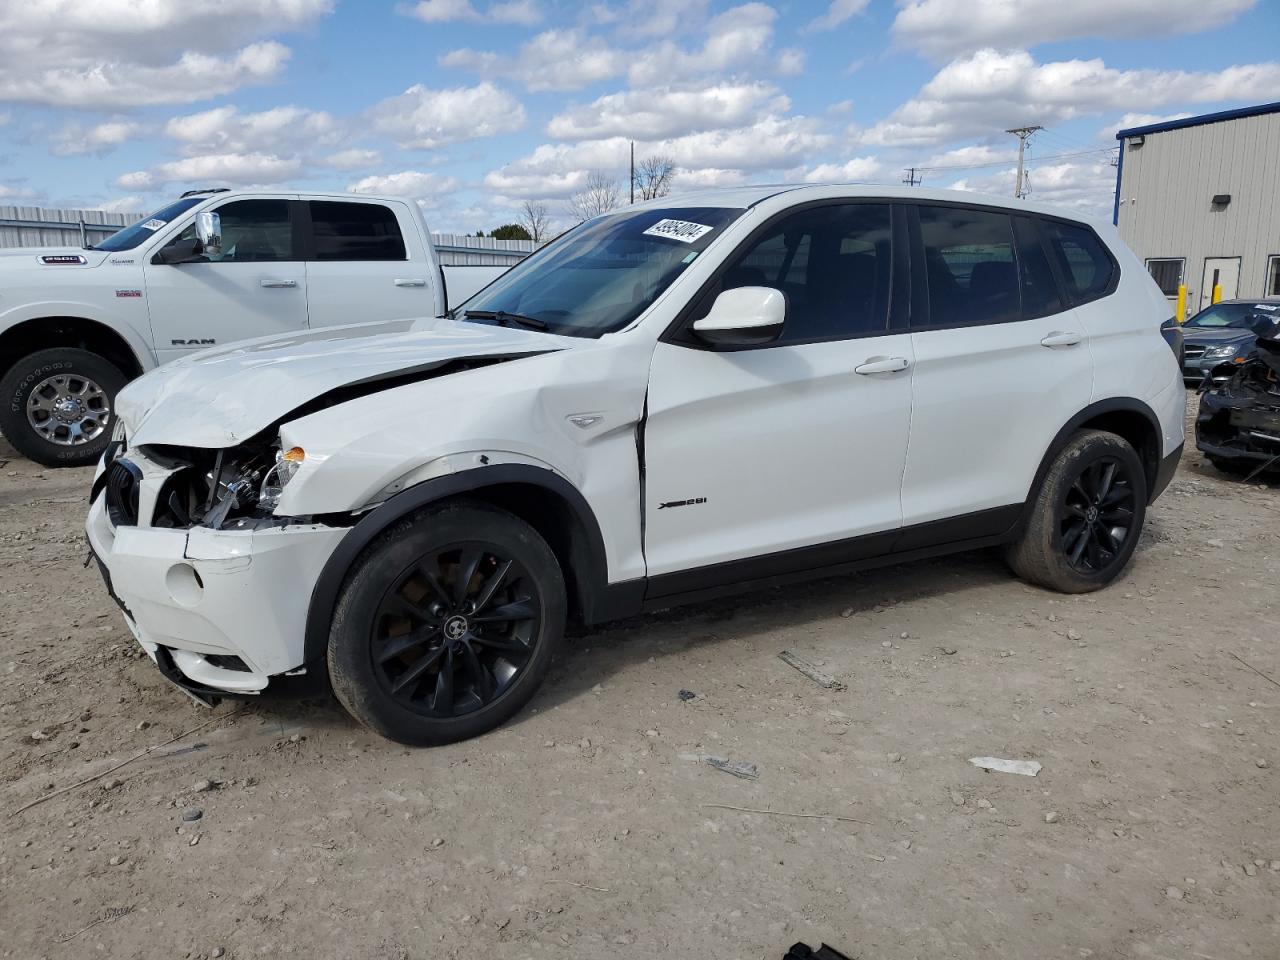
[1005,429,1148,593]
[0,348,125,467]
[328,501,566,746]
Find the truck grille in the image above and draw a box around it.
[105,459,143,527]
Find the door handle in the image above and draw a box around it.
[1040,331,1082,347]
[260,279,298,288]
[854,356,910,375]
[394,278,427,287]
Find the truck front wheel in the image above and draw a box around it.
[0,348,126,467]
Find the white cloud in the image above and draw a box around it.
[400,0,541,24]
[165,105,342,156]
[52,119,144,156]
[806,0,872,32]
[0,1,331,108]
[1108,112,1195,136]
[348,170,461,198]
[893,0,1256,59]
[368,81,525,149]
[804,156,884,181]
[949,157,1116,217]
[323,148,382,170]
[628,3,785,87]
[114,153,303,190]
[861,49,1280,148]
[442,29,625,92]
[547,82,789,140]
[485,115,831,198]
[591,0,711,38]
[99,196,146,214]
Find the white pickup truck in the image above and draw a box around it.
[0,189,509,466]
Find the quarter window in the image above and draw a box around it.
[1145,258,1185,297]
[1013,216,1062,319]
[917,205,1020,327]
[309,201,407,261]
[710,203,893,343]
[1043,221,1115,303]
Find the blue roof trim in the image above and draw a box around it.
[1116,100,1280,140]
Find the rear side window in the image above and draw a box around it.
[309,201,407,261]
[917,205,1019,327]
[1013,216,1062,319]
[1043,220,1115,303]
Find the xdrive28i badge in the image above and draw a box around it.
[658,497,707,509]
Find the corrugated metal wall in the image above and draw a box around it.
[1116,109,1280,306]
[0,207,536,266]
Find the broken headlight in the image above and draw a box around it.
[258,446,306,511]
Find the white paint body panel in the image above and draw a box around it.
[86,185,1184,696]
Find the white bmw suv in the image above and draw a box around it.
[86,185,1184,745]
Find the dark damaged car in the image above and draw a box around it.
[1196,318,1280,477]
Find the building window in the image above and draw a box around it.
[1145,258,1185,297]
[1267,256,1280,297]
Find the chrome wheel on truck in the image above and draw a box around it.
[0,348,125,467]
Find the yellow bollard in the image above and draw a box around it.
[1212,283,1223,304]
[1175,284,1187,323]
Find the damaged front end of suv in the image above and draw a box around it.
[1196,320,1280,478]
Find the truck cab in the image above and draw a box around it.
[0,189,508,466]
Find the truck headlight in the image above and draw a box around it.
[258,446,305,510]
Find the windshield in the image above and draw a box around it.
[458,206,744,337]
[92,197,205,252]
[1185,303,1279,328]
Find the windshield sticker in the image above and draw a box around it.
[1253,304,1278,311]
[643,219,715,244]
[140,218,166,231]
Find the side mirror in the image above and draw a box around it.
[195,211,221,258]
[692,286,786,346]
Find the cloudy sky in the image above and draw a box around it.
[0,0,1277,232]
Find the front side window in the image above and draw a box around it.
[1044,220,1115,303]
[310,201,406,261]
[460,206,743,337]
[1145,258,1185,296]
[701,203,893,343]
[918,205,1019,327]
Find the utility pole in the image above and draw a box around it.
[902,167,921,186]
[630,141,635,205]
[1006,125,1042,198]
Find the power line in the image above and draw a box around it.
[902,166,922,186]
[913,146,1113,175]
[1006,125,1043,198]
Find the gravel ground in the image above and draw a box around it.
[2,395,1278,959]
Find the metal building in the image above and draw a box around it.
[1113,100,1280,318]
[1,206,535,266]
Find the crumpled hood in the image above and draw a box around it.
[0,245,111,268]
[118,317,576,448]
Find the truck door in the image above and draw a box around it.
[301,199,441,328]
[142,197,308,362]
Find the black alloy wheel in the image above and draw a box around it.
[328,501,566,745]
[372,543,541,717]
[1058,456,1137,574]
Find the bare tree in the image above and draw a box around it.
[567,170,621,223]
[633,154,676,201]
[518,199,551,243]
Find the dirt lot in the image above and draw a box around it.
[2,396,1278,960]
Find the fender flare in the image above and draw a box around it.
[0,305,157,374]
[1018,396,1164,530]
[301,463,612,665]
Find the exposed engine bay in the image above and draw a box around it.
[1196,319,1280,477]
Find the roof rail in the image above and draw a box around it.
[179,187,231,199]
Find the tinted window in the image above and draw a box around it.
[918,206,1019,327]
[209,200,294,262]
[1184,303,1273,328]
[1044,221,1114,303]
[709,203,893,343]
[310,201,406,261]
[1013,216,1062,319]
